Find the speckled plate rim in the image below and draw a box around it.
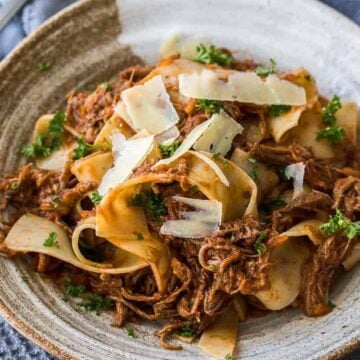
[0,0,359,359]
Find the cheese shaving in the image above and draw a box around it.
[98,132,154,196]
[285,162,305,198]
[120,75,179,134]
[179,69,306,105]
[153,118,213,167]
[160,196,222,238]
[193,111,243,156]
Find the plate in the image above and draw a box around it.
[0,0,359,359]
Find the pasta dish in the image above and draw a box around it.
[0,43,359,359]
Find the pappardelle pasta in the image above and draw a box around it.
[0,43,359,359]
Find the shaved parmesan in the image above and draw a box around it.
[120,75,179,134]
[193,111,243,156]
[160,196,222,238]
[191,151,230,187]
[98,132,154,196]
[179,69,306,105]
[153,118,213,167]
[155,125,180,145]
[285,162,305,198]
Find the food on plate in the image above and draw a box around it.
[0,43,359,359]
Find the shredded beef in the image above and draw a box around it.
[332,177,360,220]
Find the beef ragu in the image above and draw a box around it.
[0,43,359,359]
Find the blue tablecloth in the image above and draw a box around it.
[0,0,360,359]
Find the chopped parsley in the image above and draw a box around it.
[254,231,267,254]
[317,96,345,145]
[133,231,144,240]
[268,105,291,117]
[126,328,138,338]
[21,110,66,159]
[37,62,51,71]
[101,82,111,91]
[209,264,217,272]
[21,275,29,283]
[10,182,19,190]
[321,96,342,126]
[230,233,237,242]
[158,141,181,158]
[255,58,277,76]
[90,191,103,206]
[64,281,85,298]
[319,209,360,240]
[77,294,114,315]
[194,44,232,66]
[176,324,197,338]
[73,138,100,160]
[225,354,232,360]
[131,190,167,222]
[212,152,229,167]
[316,125,346,145]
[196,99,224,114]
[43,232,59,247]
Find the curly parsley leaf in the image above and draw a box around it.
[254,231,267,254]
[21,111,66,159]
[316,125,346,145]
[321,96,342,126]
[225,354,232,360]
[320,209,360,240]
[131,190,168,222]
[77,294,114,315]
[43,232,59,247]
[37,62,51,71]
[90,190,103,206]
[176,324,197,338]
[64,281,85,298]
[255,58,277,76]
[268,105,291,117]
[196,99,224,115]
[72,138,100,160]
[126,328,138,338]
[195,44,232,66]
[158,141,181,158]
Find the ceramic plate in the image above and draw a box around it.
[0,0,359,359]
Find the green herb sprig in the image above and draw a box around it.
[90,191,103,206]
[158,141,181,158]
[176,324,197,338]
[21,111,66,159]
[254,231,268,254]
[195,44,232,66]
[131,190,167,222]
[43,232,59,247]
[196,99,224,115]
[319,209,360,240]
[255,59,277,76]
[268,105,291,117]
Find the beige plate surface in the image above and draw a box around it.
[0,0,359,359]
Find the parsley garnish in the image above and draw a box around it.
[64,281,85,298]
[319,209,360,240]
[212,153,229,167]
[43,232,59,247]
[21,275,29,283]
[73,138,100,160]
[131,190,167,222]
[230,233,237,242]
[133,232,144,240]
[196,99,224,115]
[77,294,114,315]
[90,191,103,206]
[101,82,111,91]
[176,324,197,338]
[255,59,277,76]
[126,328,138,338]
[37,62,51,71]
[21,111,66,159]
[248,157,258,180]
[225,354,232,360]
[268,105,291,117]
[254,231,267,254]
[209,264,217,272]
[195,44,232,66]
[321,96,342,126]
[317,96,345,145]
[158,141,181,158]
[316,125,346,145]
[11,182,19,190]
[212,152,221,161]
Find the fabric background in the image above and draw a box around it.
[0,0,359,358]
